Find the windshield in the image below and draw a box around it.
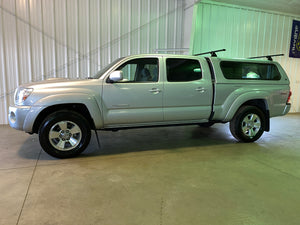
[92,57,125,79]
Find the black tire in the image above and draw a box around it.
[39,110,91,158]
[198,122,215,128]
[230,106,266,142]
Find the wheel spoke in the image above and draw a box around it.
[254,122,261,129]
[242,125,249,134]
[251,114,258,122]
[57,121,67,131]
[248,114,254,122]
[70,126,81,135]
[49,131,60,139]
[243,117,250,124]
[69,137,79,146]
[248,128,255,137]
[56,139,66,149]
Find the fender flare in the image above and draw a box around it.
[23,93,103,132]
[224,92,270,122]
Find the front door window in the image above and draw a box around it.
[114,58,159,82]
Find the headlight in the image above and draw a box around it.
[15,87,33,105]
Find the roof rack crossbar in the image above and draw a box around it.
[193,49,226,57]
[248,53,284,61]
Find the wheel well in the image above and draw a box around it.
[32,104,95,133]
[241,99,270,131]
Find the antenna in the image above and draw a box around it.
[193,49,226,57]
[248,54,284,61]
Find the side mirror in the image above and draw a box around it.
[108,71,123,83]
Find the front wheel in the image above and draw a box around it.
[39,110,91,158]
[230,106,266,142]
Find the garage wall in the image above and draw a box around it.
[191,1,300,112]
[0,0,185,124]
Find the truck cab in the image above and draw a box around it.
[100,55,213,128]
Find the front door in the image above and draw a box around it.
[102,57,163,127]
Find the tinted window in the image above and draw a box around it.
[220,61,281,80]
[115,58,158,82]
[166,59,202,82]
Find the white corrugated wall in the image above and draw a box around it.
[0,0,185,124]
[191,1,300,113]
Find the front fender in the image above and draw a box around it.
[23,93,103,132]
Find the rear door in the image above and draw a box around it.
[163,57,213,122]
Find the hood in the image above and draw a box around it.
[20,78,92,90]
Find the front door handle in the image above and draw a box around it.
[195,87,205,93]
[149,88,161,94]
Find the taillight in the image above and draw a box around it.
[287,91,292,104]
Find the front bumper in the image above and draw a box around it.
[8,105,31,131]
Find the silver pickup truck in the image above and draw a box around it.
[8,54,291,158]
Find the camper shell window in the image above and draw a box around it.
[220,61,281,80]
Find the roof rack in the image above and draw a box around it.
[193,49,226,57]
[248,53,284,61]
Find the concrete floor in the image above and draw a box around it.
[0,114,300,225]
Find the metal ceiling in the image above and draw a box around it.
[208,0,300,15]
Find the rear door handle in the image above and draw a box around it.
[149,88,161,94]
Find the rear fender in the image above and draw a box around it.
[224,92,269,122]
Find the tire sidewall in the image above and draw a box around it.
[231,106,266,142]
[39,111,91,158]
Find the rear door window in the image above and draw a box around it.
[166,58,202,82]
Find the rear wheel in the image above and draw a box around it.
[39,110,91,158]
[230,106,266,142]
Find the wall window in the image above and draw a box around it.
[220,61,281,80]
[115,58,158,82]
[166,59,202,82]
